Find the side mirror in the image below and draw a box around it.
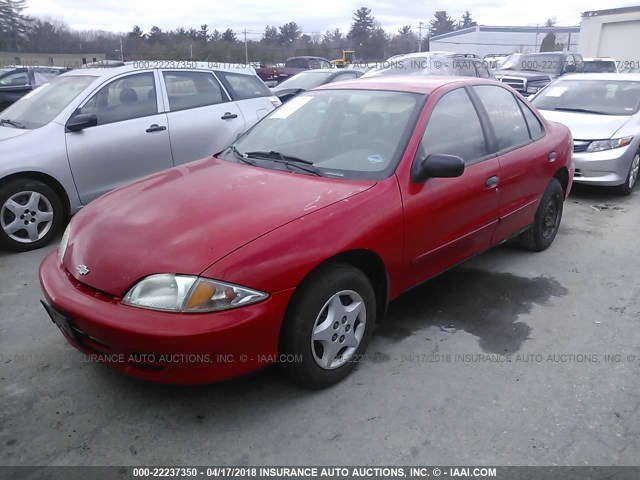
[66,113,97,132]
[412,153,465,182]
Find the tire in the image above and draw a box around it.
[616,151,639,196]
[0,179,64,252]
[279,263,376,389]
[519,178,564,252]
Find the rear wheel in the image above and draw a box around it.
[0,179,64,252]
[519,178,564,252]
[279,263,376,388]
[617,151,639,196]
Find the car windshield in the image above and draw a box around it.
[364,56,455,77]
[0,75,95,129]
[510,54,563,74]
[273,72,335,91]
[0,69,29,86]
[219,89,423,180]
[498,53,522,70]
[532,79,640,116]
[284,59,310,68]
[583,61,616,73]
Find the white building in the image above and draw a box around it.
[429,26,580,58]
[578,6,640,64]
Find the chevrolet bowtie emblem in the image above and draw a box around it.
[76,265,90,276]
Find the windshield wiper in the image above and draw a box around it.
[245,150,314,165]
[553,107,608,115]
[0,118,25,129]
[245,150,322,176]
[227,145,256,165]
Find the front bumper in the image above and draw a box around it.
[39,252,294,385]
[572,145,635,186]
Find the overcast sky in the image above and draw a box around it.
[26,0,639,37]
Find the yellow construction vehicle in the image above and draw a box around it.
[330,50,355,68]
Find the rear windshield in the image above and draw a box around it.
[583,61,616,73]
[216,71,271,100]
[284,58,309,68]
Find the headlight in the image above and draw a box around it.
[122,274,268,313]
[586,136,633,152]
[58,224,71,263]
[526,86,541,93]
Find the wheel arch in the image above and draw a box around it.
[553,166,569,198]
[0,171,71,220]
[291,249,390,325]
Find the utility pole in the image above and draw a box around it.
[119,37,124,62]
[243,29,248,64]
[418,21,424,52]
[190,43,193,60]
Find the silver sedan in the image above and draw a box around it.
[533,73,640,195]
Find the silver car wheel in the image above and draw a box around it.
[0,191,55,243]
[629,153,640,190]
[311,290,366,370]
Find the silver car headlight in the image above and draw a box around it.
[58,224,71,263]
[586,136,633,152]
[122,274,268,313]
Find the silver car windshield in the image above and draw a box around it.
[0,75,95,129]
[532,80,640,116]
[221,89,422,180]
[274,72,335,91]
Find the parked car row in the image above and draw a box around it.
[0,66,69,110]
[0,51,634,389]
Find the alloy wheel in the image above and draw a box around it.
[311,290,367,370]
[0,191,55,243]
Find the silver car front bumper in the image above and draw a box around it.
[573,145,636,186]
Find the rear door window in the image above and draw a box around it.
[162,71,228,111]
[473,85,531,152]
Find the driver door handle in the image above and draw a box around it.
[146,124,166,133]
[221,112,238,120]
[485,175,500,188]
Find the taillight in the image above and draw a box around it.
[273,69,278,74]
[268,96,282,108]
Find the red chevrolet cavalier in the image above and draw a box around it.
[40,76,573,388]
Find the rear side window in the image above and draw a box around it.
[162,71,227,111]
[517,98,544,140]
[216,71,271,100]
[475,61,492,79]
[473,85,531,152]
[452,59,478,77]
[418,88,488,165]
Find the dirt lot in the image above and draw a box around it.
[1,185,639,466]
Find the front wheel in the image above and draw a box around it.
[0,179,64,252]
[519,178,564,252]
[279,263,376,388]
[617,151,639,196]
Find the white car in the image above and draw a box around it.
[0,62,280,251]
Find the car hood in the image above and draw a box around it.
[497,70,554,82]
[0,126,30,141]
[64,157,375,297]
[538,110,630,140]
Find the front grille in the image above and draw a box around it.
[573,140,591,153]
[498,76,526,92]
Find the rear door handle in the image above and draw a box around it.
[548,151,557,162]
[146,124,166,133]
[221,112,238,120]
[485,175,500,188]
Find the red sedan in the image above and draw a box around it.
[40,76,574,388]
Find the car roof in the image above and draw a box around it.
[314,75,498,95]
[60,61,258,78]
[560,73,640,81]
[583,57,615,62]
[286,56,328,60]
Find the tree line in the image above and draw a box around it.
[1,1,561,62]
